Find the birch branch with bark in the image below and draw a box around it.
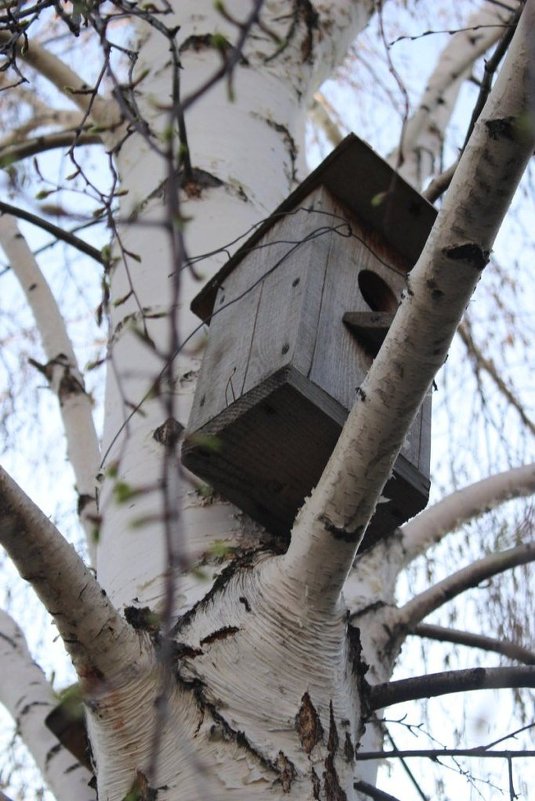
[397,542,535,629]
[389,1,518,186]
[0,215,101,559]
[0,610,95,801]
[411,623,535,664]
[399,462,535,564]
[0,30,120,132]
[282,0,535,609]
[0,465,144,678]
[369,665,535,710]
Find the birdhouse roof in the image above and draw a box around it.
[191,133,437,321]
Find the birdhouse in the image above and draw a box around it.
[183,134,436,548]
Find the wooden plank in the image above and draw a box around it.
[240,190,329,393]
[308,195,397,411]
[343,311,393,354]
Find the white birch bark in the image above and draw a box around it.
[96,0,375,614]
[0,215,101,560]
[0,610,94,801]
[399,461,535,564]
[390,1,518,187]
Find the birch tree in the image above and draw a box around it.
[0,1,534,800]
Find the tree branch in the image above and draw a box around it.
[354,780,402,801]
[0,128,102,166]
[397,542,535,629]
[0,30,118,130]
[0,215,102,558]
[310,92,345,147]
[399,462,535,564]
[0,465,145,679]
[389,1,516,187]
[282,0,535,608]
[458,318,535,436]
[369,666,535,710]
[0,201,105,264]
[0,609,95,801]
[411,623,535,664]
[357,747,535,761]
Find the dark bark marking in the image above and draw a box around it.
[45,742,62,767]
[182,167,225,199]
[179,34,249,66]
[124,606,160,637]
[319,514,361,544]
[323,753,348,801]
[173,642,203,659]
[200,625,239,646]
[126,770,157,801]
[485,116,517,141]
[327,701,338,754]
[296,692,324,753]
[347,625,371,722]
[312,768,321,800]
[172,547,263,633]
[343,732,355,762]
[426,278,444,300]
[356,386,367,402]
[296,0,320,62]
[176,675,277,773]
[264,119,298,181]
[442,243,489,271]
[153,417,184,447]
[19,700,49,718]
[275,751,296,793]
[77,493,94,515]
[239,595,251,612]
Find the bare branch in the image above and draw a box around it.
[0,465,144,678]
[0,30,118,130]
[354,780,402,801]
[412,623,535,665]
[357,747,535,760]
[0,201,105,264]
[398,542,535,629]
[310,92,345,147]
[0,215,102,558]
[458,319,535,436]
[283,0,535,608]
[389,1,516,186]
[399,463,535,564]
[0,609,95,800]
[369,666,535,710]
[0,128,102,165]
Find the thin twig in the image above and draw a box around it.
[412,623,535,664]
[370,666,535,710]
[0,200,105,264]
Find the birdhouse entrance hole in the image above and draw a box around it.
[358,269,398,313]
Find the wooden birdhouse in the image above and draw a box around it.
[182,134,436,549]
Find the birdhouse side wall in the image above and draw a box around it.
[187,196,335,434]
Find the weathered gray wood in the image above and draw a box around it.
[308,193,407,412]
[343,311,394,354]
[185,138,435,544]
[182,365,430,547]
[241,193,330,394]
